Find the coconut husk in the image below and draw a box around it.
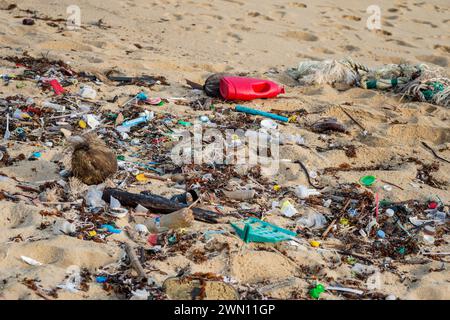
[203,73,232,98]
[70,134,117,185]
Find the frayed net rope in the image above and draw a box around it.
[287,59,450,107]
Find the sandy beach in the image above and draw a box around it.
[0,0,449,300]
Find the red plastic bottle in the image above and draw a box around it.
[219,76,285,101]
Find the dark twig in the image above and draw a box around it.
[339,106,366,132]
[322,199,351,239]
[295,160,323,189]
[421,141,450,164]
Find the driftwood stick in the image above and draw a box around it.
[102,188,218,223]
[322,199,351,239]
[380,179,404,190]
[339,106,366,131]
[124,243,147,279]
[421,141,450,164]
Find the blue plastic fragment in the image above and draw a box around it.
[96,276,107,283]
[100,224,121,234]
[136,92,148,101]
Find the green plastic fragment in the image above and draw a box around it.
[346,256,357,265]
[309,284,325,299]
[168,235,177,245]
[117,155,125,161]
[379,199,392,207]
[108,113,118,120]
[230,217,296,243]
[366,79,377,89]
[178,120,192,127]
[398,247,406,255]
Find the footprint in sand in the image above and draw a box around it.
[313,47,335,54]
[247,11,274,21]
[227,32,243,43]
[289,2,307,8]
[387,39,416,48]
[18,244,65,265]
[375,29,392,36]
[0,203,41,229]
[412,19,438,28]
[387,125,450,145]
[433,44,450,54]
[341,44,360,52]
[385,15,398,20]
[416,55,448,67]
[342,15,361,22]
[284,30,318,42]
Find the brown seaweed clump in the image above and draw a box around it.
[70,134,117,185]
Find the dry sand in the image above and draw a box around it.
[0,0,449,300]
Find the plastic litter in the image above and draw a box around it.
[47,79,65,95]
[296,211,326,229]
[53,220,76,235]
[280,200,298,217]
[100,224,122,234]
[219,76,285,101]
[359,175,377,187]
[3,113,10,141]
[231,217,297,243]
[223,189,255,201]
[309,284,325,299]
[294,185,321,199]
[116,110,154,132]
[135,224,149,235]
[260,119,278,130]
[79,85,97,99]
[235,105,289,122]
[130,289,150,300]
[85,185,106,208]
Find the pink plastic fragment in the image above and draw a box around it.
[48,79,65,95]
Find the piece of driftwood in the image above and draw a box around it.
[322,199,351,239]
[102,188,218,223]
[421,141,450,164]
[124,243,147,279]
[339,106,366,132]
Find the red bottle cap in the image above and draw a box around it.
[428,201,438,209]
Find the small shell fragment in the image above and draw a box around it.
[21,256,43,266]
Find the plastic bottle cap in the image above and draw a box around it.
[359,175,377,187]
[310,240,321,247]
[385,208,395,217]
[422,234,435,244]
[428,202,438,209]
[377,230,386,238]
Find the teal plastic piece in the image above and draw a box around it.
[235,105,289,122]
[230,217,296,243]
